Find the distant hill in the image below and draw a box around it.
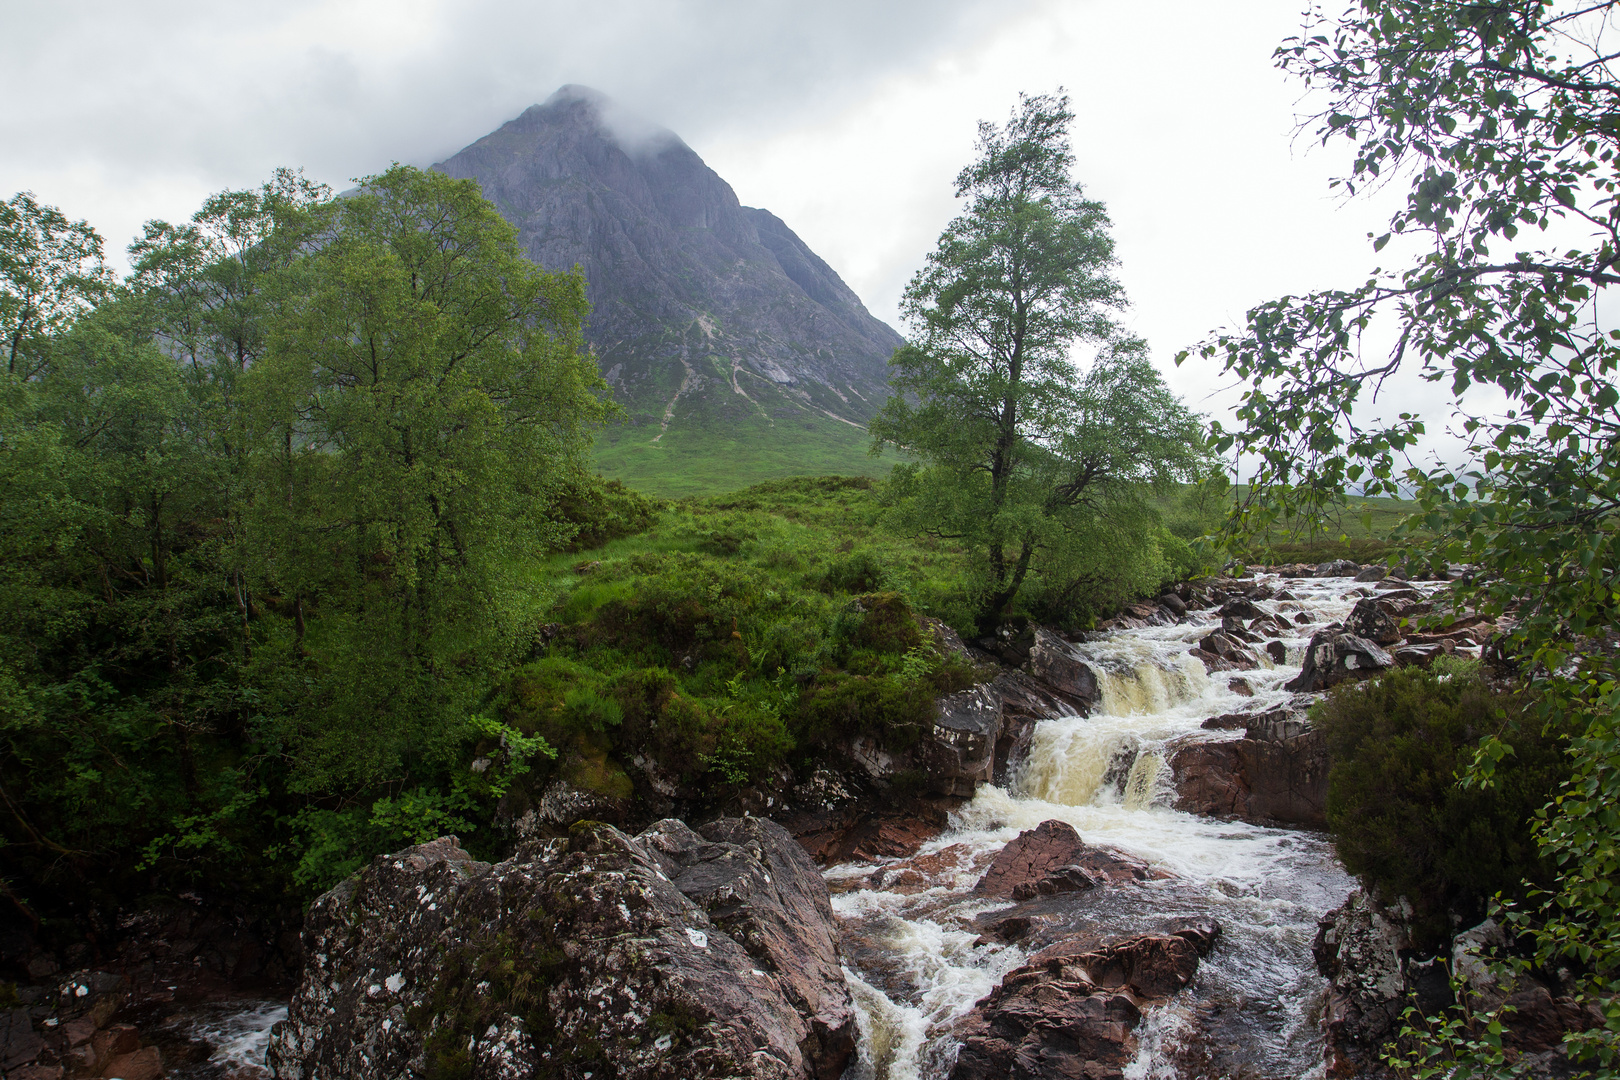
[433,86,905,495]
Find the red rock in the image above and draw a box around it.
[1170,720,1330,827]
[91,1025,141,1064]
[101,1046,164,1080]
[8,1067,64,1080]
[947,933,1205,1080]
[973,820,1161,899]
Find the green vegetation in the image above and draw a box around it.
[1315,661,1570,950]
[0,168,611,912]
[0,125,1224,950]
[1190,0,1620,1069]
[871,92,1214,633]
[593,409,899,498]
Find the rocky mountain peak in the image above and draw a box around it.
[433,87,903,483]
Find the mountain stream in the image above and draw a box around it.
[828,573,1403,1080]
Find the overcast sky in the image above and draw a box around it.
[3,0,1463,466]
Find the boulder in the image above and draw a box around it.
[1284,630,1394,692]
[1022,628,1100,711]
[1315,559,1362,577]
[947,934,1203,1080]
[1170,709,1329,827]
[268,825,855,1080]
[1196,631,1262,670]
[1344,598,1402,645]
[1353,566,1387,582]
[918,684,1003,796]
[1218,597,1263,620]
[973,820,1160,900]
[1157,592,1187,618]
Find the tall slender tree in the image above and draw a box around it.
[871,92,1209,631]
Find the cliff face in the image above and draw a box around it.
[433,86,903,457]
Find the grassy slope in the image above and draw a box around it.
[593,411,900,498]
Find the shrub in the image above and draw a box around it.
[552,475,660,551]
[1313,664,1571,948]
[817,549,889,594]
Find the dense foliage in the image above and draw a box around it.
[0,168,612,916]
[871,93,1213,634]
[1316,662,1568,949]
[1185,0,1620,1070]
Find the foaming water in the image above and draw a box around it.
[164,1000,286,1079]
[833,574,1406,1080]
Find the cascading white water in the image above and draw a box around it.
[832,574,1417,1080]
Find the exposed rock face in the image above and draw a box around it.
[1284,630,1394,692]
[947,933,1205,1080]
[973,820,1162,901]
[268,824,854,1080]
[433,86,903,443]
[1313,890,1411,1077]
[918,684,1003,797]
[1169,708,1330,827]
[1313,890,1603,1078]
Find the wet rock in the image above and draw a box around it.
[269,824,854,1080]
[1187,647,1240,674]
[990,671,1077,785]
[947,934,1203,1080]
[973,821,1161,900]
[1265,640,1287,663]
[1227,677,1255,697]
[1353,566,1387,582]
[1165,917,1222,956]
[1218,597,1263,620]
[1284,630,1393,692]
[1196,631,1261,670]
[1158,592,1187,618]
[1170,709,1329,827]
[1315,559,1361,577]
[1021,629,1099,712]
[919,684,1003,796]
[101,1046,164,1080]
[1344,598,1402,645]
[1199,712,1250,731]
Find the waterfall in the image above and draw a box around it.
[831,574,1394,1079]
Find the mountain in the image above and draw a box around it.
[432,86,905,494]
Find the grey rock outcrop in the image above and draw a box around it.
[1284,630,1394,692]
[268,823,854,1080]
[1313,889,1604,1078]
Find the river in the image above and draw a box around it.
[827,572,1401,1080]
